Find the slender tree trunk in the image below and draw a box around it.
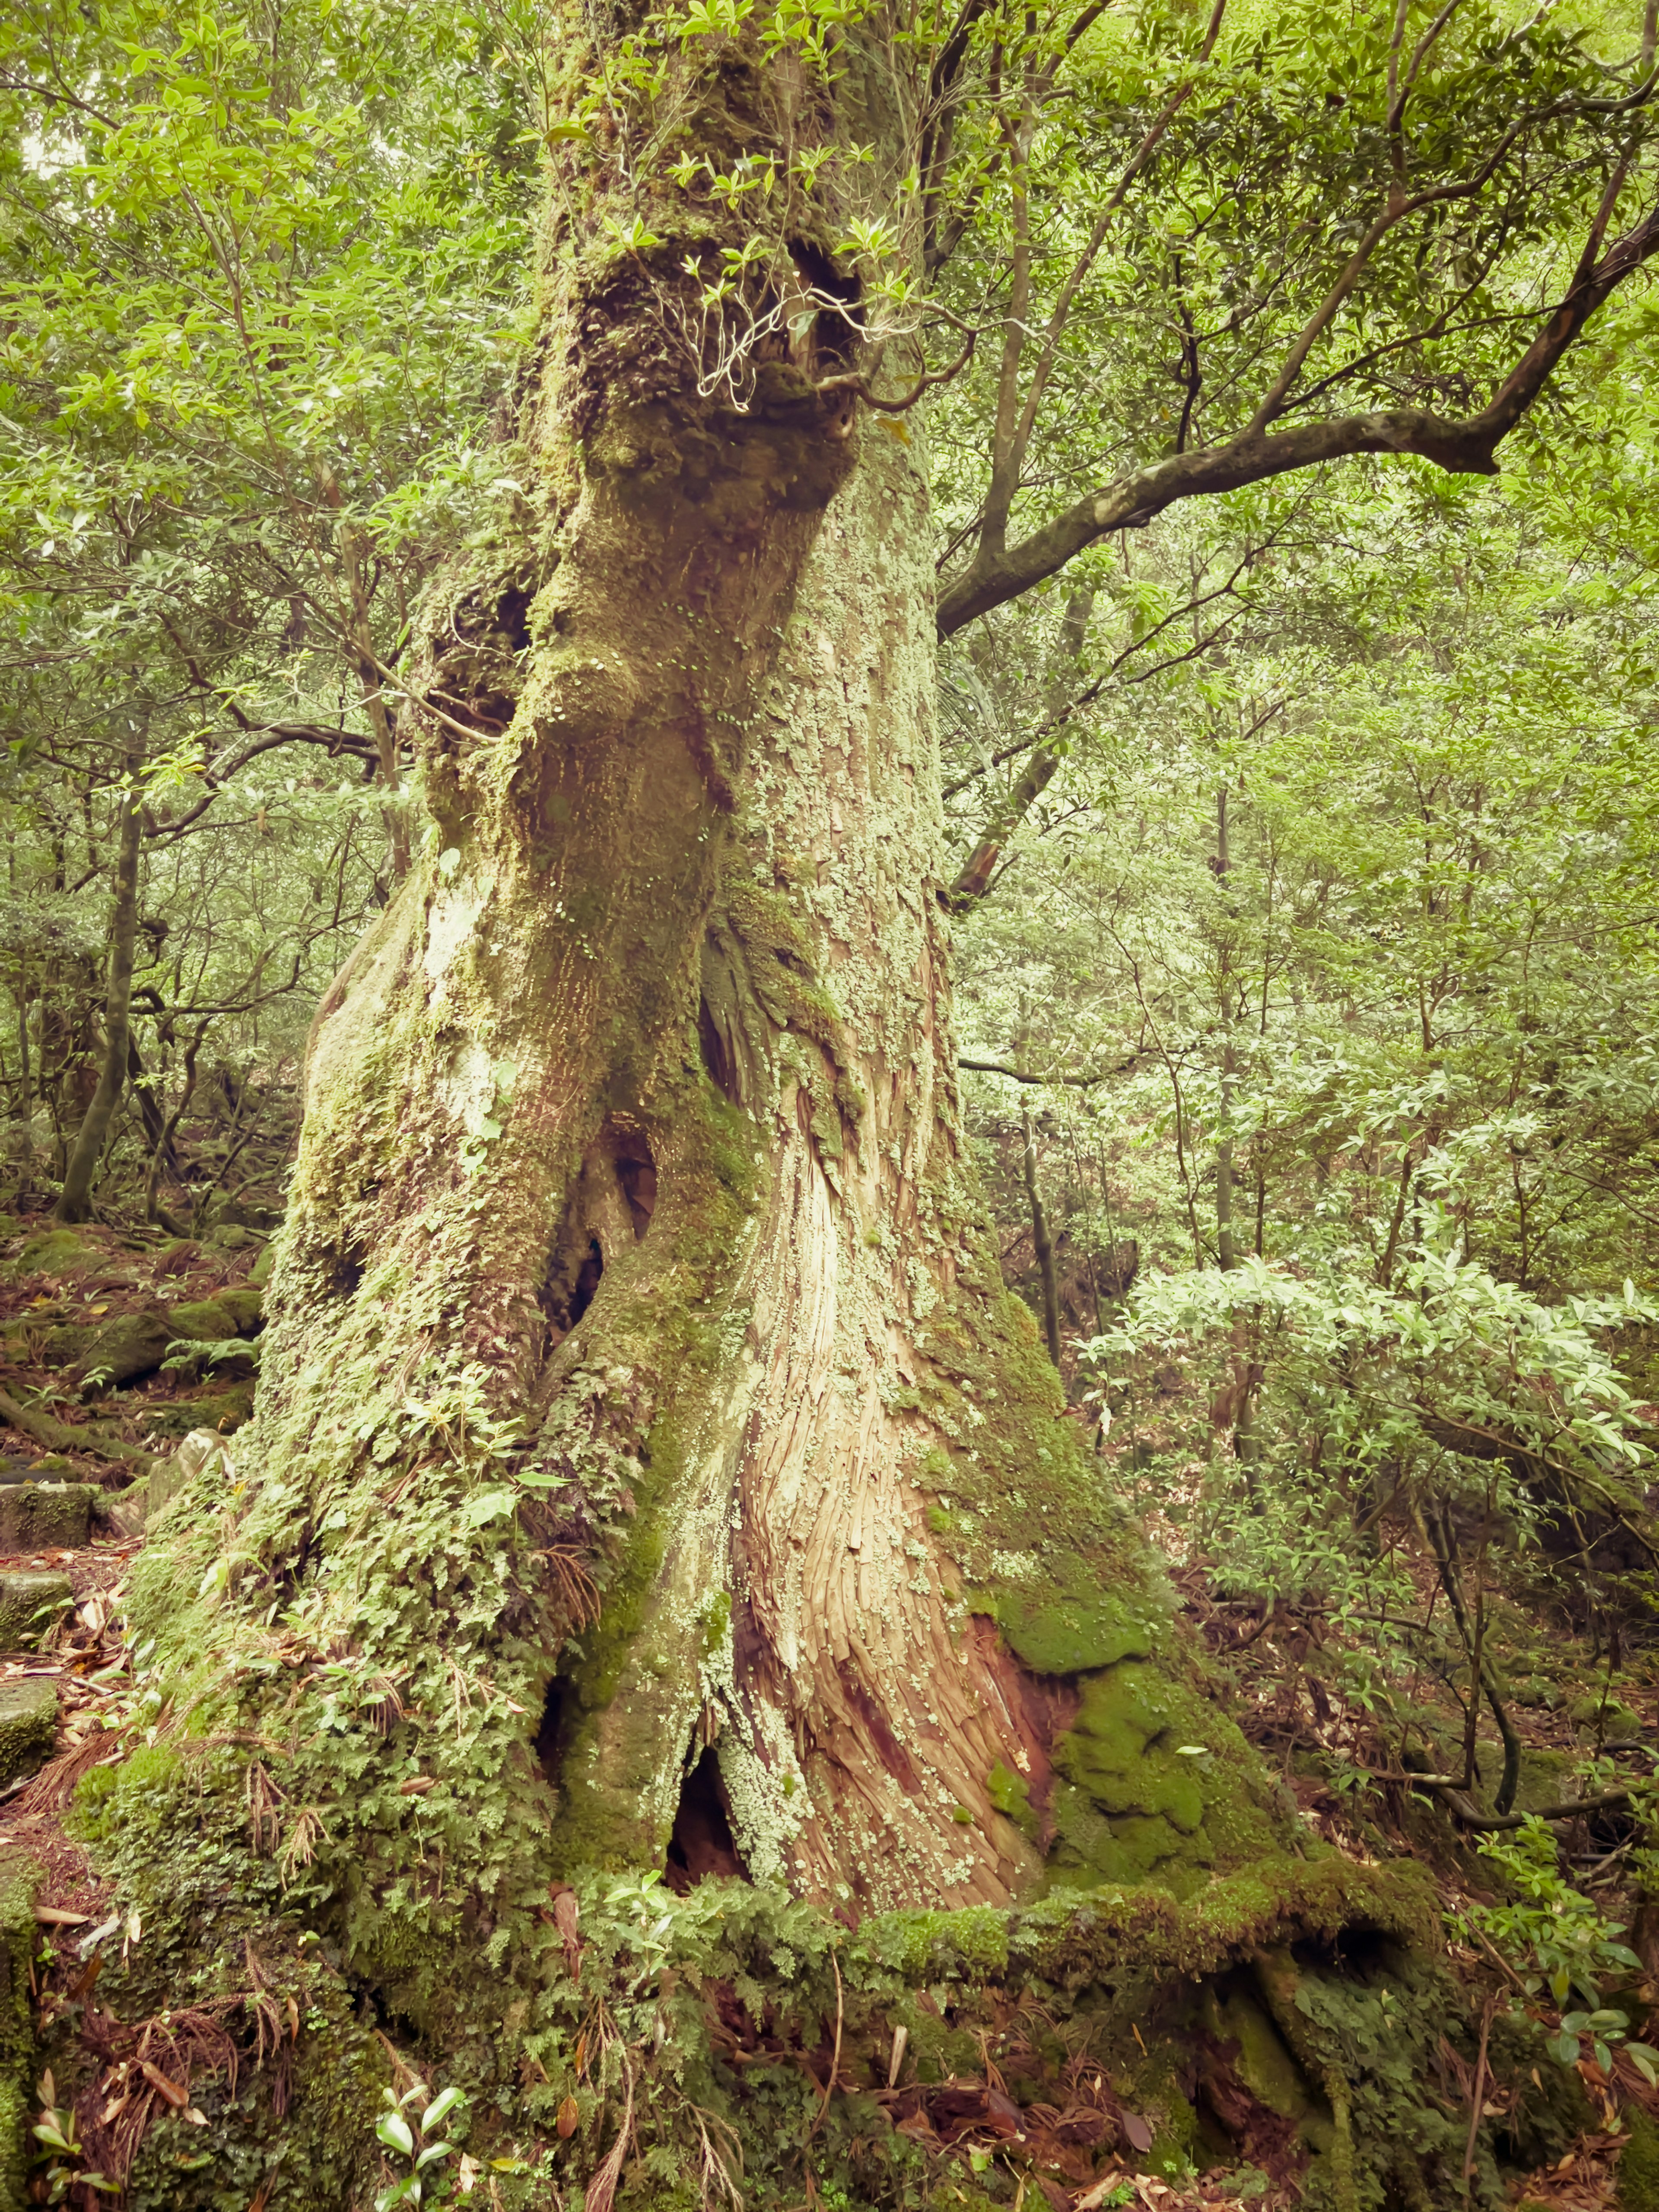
[55,731,144,1224]
[1022,1103,1062,1369]
[1215,780,1236,1273]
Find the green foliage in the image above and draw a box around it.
[372,2081,468,2210]
[1455,1817,1644,2012]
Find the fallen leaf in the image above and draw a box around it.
[557,2094,580,2138]
[1074,2174,1126,2210]
[551,1885,583,1977]
[139,2060,188,2108]
[398,1776,435,1796]
[183,2106,207,2126]
[1122,2113,1154,2154]
[34,1907,92,1927]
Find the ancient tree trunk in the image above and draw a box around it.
[133,20,1294,1962]
[55,732,143,1224]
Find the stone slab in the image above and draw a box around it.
[0,1575,71,1653]
[0,1486,93,1554]
[0,1680,56,1789]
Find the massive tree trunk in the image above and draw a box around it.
[101,27,1478,2211]
[124,20,1296,1930]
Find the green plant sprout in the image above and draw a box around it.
[373,2080,467,2210]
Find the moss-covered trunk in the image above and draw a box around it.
[83,23,1503,2211]
[143,316,1295,1907]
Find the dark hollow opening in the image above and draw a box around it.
[664,1747,747,1892]
[493,582,534,654]
[543,1235,603,1335]
[569,1236,603,1322]
[698,995,739,1102]
[616,1147,656,1239]
[535,1676,566,1790]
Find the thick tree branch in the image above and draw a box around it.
[938,191,1659,638]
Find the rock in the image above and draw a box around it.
[217,1284,263,1335]
[1569,1694,1643,1739]
[7,1228,96,1279]
[0,1573,71,1652]
[250,1239,276,1287]
[73,1306,173,1387]
[208,1223,258,1251]
[141,1384,254,1441]
[38,1325,87,1370]
[149,1429,234,1520]
[167,1297,238,1342]
[0,1485,93,1553]
[0,1678,56,1786]
[0,1849,43,2209]
[90,1483,147,1540]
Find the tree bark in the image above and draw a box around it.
[55,731,144,1224]
[1022,1104,1062,1370]
[131,18,1298,1958]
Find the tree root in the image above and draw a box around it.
[0,1385,153,1470]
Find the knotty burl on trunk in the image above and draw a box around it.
[127,16,1299,1931]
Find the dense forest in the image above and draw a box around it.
[4,0,1659,2207]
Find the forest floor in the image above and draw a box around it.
[0,1210,1652,2211]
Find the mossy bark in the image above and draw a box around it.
[92,20,1472,2209]
[121,12,1306,1924]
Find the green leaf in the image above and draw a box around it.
[376,2111,416,2157]
[421,2086,464,2132]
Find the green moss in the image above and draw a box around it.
[863,1905,1011,1980]
[0,1681,55,1788]
[1623,2110,1659,2212]
[9,1229,96,1279]
[70,1744,187,1844]
[0,1572,72,1652]
[168,1297,238,1341]
[1040,1660,1285,1897]
[0,1851,42,2212]
[985,1760,1037,1840]
[990,1586,1159,1675]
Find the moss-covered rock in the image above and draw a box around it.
[76,1306,172,1386]
[167,1297,238,1342]
[148,1429,235,1520]
[0,1680,55,1786]
[1570,1693,1642,1739]
[217,1284,263,1335]
[0,1485,92,1553]
[0,1851,42,2212]
[0,1572,72,1651]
